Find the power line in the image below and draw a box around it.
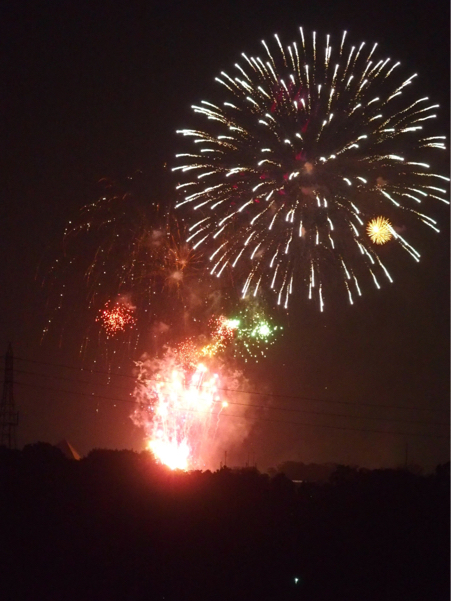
[217,412,450,439]
[214,397,449,427]
[10,368,449,427]
[13,380,450,439]
[12,368,134,394]
[9,355,449,415]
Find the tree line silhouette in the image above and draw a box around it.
[0,443,448,600]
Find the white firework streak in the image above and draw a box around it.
[173,29,449,308]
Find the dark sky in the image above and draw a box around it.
[1,0,449,470]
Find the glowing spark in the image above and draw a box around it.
[96,301,136,336]
[367,216,393,245]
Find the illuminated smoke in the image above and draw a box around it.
[131,310,271,470]
[132,348,251,470]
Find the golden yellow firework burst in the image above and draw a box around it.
[367,216,393,245]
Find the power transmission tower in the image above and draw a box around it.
[0,343,19,448]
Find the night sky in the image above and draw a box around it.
[1,0,449,470]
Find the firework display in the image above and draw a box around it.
[43,173,210,356]
[133,315,249,469]
[134,357,222,470]
[232,305,281,360]
[63,175,202,305]
[175,338,200,370]
[96,300,136,336]
[174,29,449,310]
[131,302,281,469]
[366,216,393,245]
[43,28,448,473]
[199,315,239,357]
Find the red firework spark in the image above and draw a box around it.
[96,301,136,336]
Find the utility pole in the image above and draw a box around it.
[0,343,19,449]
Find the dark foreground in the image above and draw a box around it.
[0,445,449,601]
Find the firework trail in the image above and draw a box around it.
[174,29,449,310]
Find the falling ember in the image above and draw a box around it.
[367,216,393,244]
[96,301,136,336]
[176,338,199,370]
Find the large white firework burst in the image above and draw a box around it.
[173,29,449,310]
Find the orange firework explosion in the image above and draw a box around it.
[132,317,241,469]
[367,216,393,245]
[199,315,239,357]
[96,301,136,336]
[132,315,252,470]
[135,360,222,470]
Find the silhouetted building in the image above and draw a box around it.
[56,439,81,460]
